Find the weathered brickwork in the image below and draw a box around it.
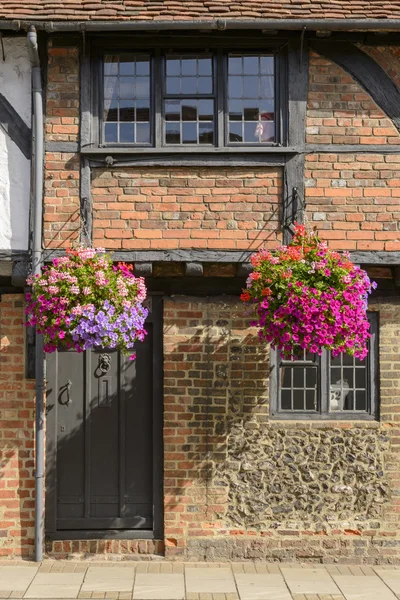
[46,44,79,143]
[91,168,282,251]
[307,52,400,145]
[305,153,400,251]
[0,296,35,558]
[163,297,400,563]
[45,539,164,560]
[44,152,80,248]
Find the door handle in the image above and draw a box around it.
[59,379,72,406]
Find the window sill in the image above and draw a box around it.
[270,413,378,422]
[81,145,298,155]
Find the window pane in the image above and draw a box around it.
[244,55,259,75]
[136,123,150,144]
[105,98,118,122]
[119,77,135,98]
[228,54,275,144]
[198,58,212,76]
[104,55,118,76]
[164,55,215,146]
[166,59,180,76]
[281,390,292,411]
[167,77,181,94]
[136,100,150,122]
[293,369,304,388]
[329,352,368,413]
[182,101,197,121]
[199,123,214,144]
[198,77,212,94]
[181,77,197,94]
[181,58,196,75]
[182,122,197,144]
[166,123,180,144]
[229,100,243,121]
[119,123,134,143]
[119,99,134,122]
[229,122,243,142]
[103,54,151,145]
[165,55,213,96]
[105,122,118,143]
[306,389,317,411]
[165,100,180,122]
[293,390,304,410]
[119,55,135,76]
[198,99,214,121]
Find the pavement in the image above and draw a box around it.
[0,561,400,600]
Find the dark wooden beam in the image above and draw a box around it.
[79,157,92,245]
[283,36,309,243]
[0,92,31,159]
[309,41,400,133]
[42,248,400,265]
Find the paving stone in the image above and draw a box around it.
[81,568,134,593]
[0,567,38,592]
[234,573,292,600]
[133,573,184,600]
[375,569,400,594]
[332,574,397,599]
[24,571,85,599]
[282,569,340,596]
[186,568,236,594]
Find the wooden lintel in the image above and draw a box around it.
[185,262,204,277]
[134,262,153,276]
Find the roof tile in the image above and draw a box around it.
[1,0,400,22]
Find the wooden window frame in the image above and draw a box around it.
[89,37,288,152]
[270,312,379,421]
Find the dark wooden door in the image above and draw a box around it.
[45,297,163,539]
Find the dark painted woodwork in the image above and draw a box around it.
[0,92,31,159]
[309,41,400,133]
[45,297,163,539]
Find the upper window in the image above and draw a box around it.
[270,313,378,420]
[101,50,280,148]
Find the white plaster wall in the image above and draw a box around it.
[0,37,31,252]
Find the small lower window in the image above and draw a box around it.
[270,313,378,420]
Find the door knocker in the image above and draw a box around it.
[98,353,112,375]
[59,379,72,406]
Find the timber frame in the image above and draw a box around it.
[41,29,400,263]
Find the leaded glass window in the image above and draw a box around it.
[101,50,280,147]
[271,313,378,420]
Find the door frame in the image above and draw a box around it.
[45,295,164,541]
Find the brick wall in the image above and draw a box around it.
[305,153,400,251]
[91,168,282,251]
[307,52,400,145]
[0,296,35,558]
[46,44,79,143]
[163,297,400,563]
[44,152,80,248]
[305,49,400,252]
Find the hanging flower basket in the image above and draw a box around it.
[26,248,148,360]
[240,224,376,360]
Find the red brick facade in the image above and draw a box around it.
[0,296,35,558]
[162,297,400,562]
[3,30,400,562]
[91,168,282,251]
